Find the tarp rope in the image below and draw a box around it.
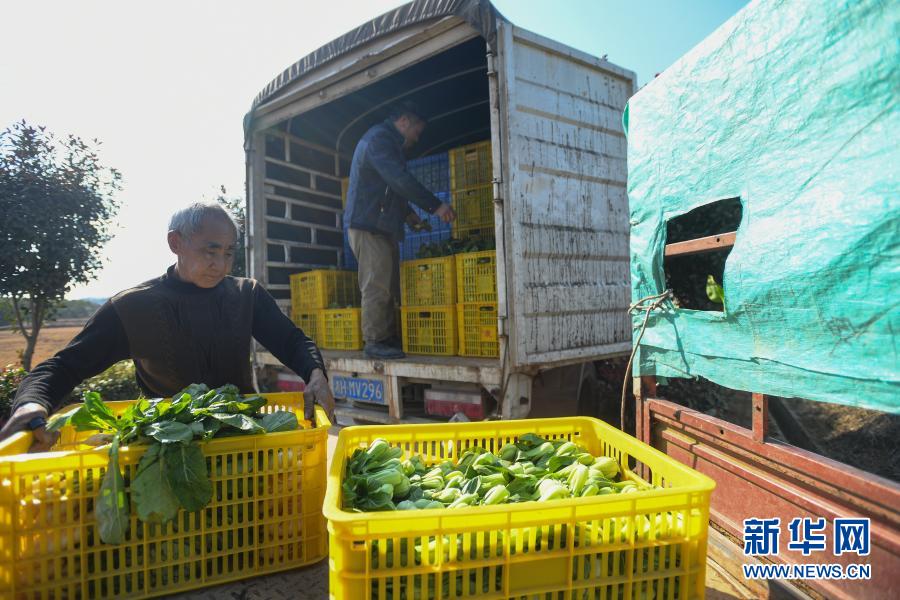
[620,290,674,429]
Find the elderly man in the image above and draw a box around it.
[0,202,334,450]
[345,101,456,359]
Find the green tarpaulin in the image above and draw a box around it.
[625,0,899,413]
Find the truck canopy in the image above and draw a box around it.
[626,0,900,413]
[248,0,501,115]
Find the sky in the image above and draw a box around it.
[0,0,747,300]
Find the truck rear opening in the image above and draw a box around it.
[245,10,634,423]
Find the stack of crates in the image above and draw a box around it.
[455,250,499,357]
[290,269,363,350]
[400,255,457,356]
[449,141,494,240]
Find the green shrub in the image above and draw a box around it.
[0,365,27,422]
[70,361,142,403]
[0,361,141,425]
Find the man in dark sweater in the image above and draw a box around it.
[0,202,334,450]
[345,102,456,359]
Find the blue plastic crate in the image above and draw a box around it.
[401,228,453,261]
[407,153,449,194]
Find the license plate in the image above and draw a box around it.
[331,375,385,404]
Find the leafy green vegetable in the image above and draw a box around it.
[342,432,644,514]
[261,411,299,433]
[145,421,194,444]
[45,383,302,544]
[415,236,496,259]
[69,391,119,432]
[96,436,128,544]
[131,444,180,524]
[166,442,213,511]
[205,412,265,433]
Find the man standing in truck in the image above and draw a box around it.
[345,102,456,359]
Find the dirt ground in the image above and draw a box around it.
[0,325,82,367]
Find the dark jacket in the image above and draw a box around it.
[344,119,442,240]
[12,266,326,412]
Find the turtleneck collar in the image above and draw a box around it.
[161,264,222,294]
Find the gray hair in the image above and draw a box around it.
[168,202,238,238]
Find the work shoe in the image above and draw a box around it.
[364,341,406,359]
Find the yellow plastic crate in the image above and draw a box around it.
[457,302,499,357]
[290,269,359,310]
[451,184,494,234]
[401,306,457,355]
[449,140,492,190]
[321,308,363,350]
[291,309,325,345]
[456,250,497,303]
[400,256,457,307]
[0,393,330,600]
[324,417,715,600]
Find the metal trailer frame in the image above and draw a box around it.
[633,235,900,600]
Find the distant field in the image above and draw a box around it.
[0,326,83,367]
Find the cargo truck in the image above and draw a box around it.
[243,0,634,424]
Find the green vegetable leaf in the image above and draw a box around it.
[204,396,267,416]
[152,400,172,420]
[131,444,181,524]
[507,474,537,497]
[144,421,195,444]
[516,433,547,449]
[200,417,222,440]
[96,435,129,544]
[206,412,265,433]
[70,392,119,433]
[45,413,70,433]
[166,443,213,512]
[260,411,299,433]
[177,383,210,400]
[462,476,481,496]
[547,455,577,473]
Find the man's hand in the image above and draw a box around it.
[304,368,335,426]
[434,202,456,223]
[0,403,60,452]
[406,211,431,232]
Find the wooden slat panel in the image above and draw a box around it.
[665,232,737,257]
